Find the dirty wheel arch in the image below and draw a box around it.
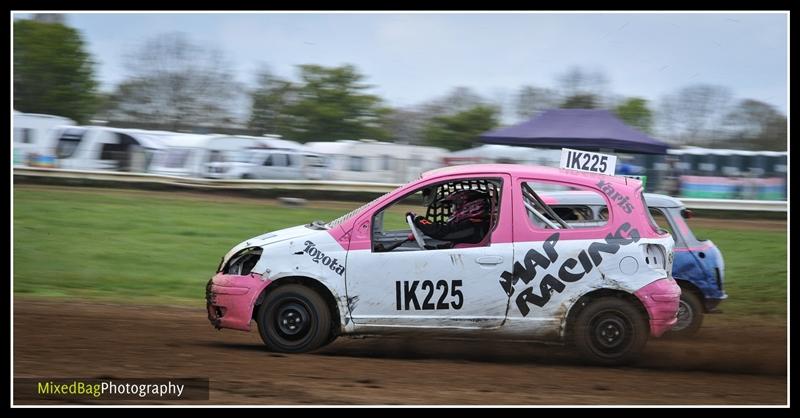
[563,289,648,338]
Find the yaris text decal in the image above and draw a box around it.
[596,180,634,214]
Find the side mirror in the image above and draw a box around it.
[681,208,693,219]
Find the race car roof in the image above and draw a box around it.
[421,163,632,186]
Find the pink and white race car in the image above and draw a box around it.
[206,164,680,365]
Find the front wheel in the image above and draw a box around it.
[572,297,649,366]
[256,284,332,353]
[669,290,704,337]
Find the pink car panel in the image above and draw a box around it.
[207,273,272,332]
[634,278,682,337]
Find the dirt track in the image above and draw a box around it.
[13,299,786,405]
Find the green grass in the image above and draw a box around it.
[13,186,787,317]
[13,186,349,305]
[690,227,787,317]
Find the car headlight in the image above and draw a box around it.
[221,247,263,275]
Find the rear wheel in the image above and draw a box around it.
[256,284,332,353]
[572,297,649,366]
[670,290,704,337]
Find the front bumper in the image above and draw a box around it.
[206,272,272,331]
[634,278,682,337]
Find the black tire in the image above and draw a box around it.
[256,284,332,353]
[669,289,704,337]
[241,174,252,180]
[572,297,649,366]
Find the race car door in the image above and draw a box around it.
[344,175,513,329]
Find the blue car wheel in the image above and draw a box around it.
[670,290,704,337]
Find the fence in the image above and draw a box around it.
[13,167,788,212]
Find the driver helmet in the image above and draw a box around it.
[443,190,491,223]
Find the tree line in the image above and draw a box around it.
[13,18,787,152]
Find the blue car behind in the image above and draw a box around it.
[650,198,727,335]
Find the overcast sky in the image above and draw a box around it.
[15,12,788,115]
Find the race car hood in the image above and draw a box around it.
[221,224,323,267]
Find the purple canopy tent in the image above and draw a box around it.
[480,109,670,155]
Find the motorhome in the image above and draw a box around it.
[202,136,324,180]
[51,126,169,172]
[207,148,327,181]
[13,111,75,167]
[148,134,264,178]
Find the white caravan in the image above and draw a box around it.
[305,139,447,183]
[148,134,264,178]
[13,112,76,166]
[51,126,169,172]
[204,136,317,180]
[207,148,328,181]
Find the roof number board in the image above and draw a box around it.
[560,148,617,176]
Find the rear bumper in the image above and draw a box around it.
[634,278,682,337]
[206,272,272,331]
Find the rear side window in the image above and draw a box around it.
[521,181,609,229]
[651,207,687,247]
[552,205,595,222]
[641,191,661,232]
[648,208,674,235]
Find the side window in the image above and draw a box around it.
[272,154,288,167]
[306,154,325,168]
[521,181,609,229]
[648,208,674,235]
[288,154,300,167]
[350,156,365,172]
[100,143,120,160]
[55,128,86,159]
[551,206,595,222]
[381,155,392,171]
[372,178,502,252]
[163,149,191,168]
[262,155,273,166]
[14,128,33,144]
[208,150,223,163]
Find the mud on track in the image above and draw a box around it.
[13,299,786,405]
